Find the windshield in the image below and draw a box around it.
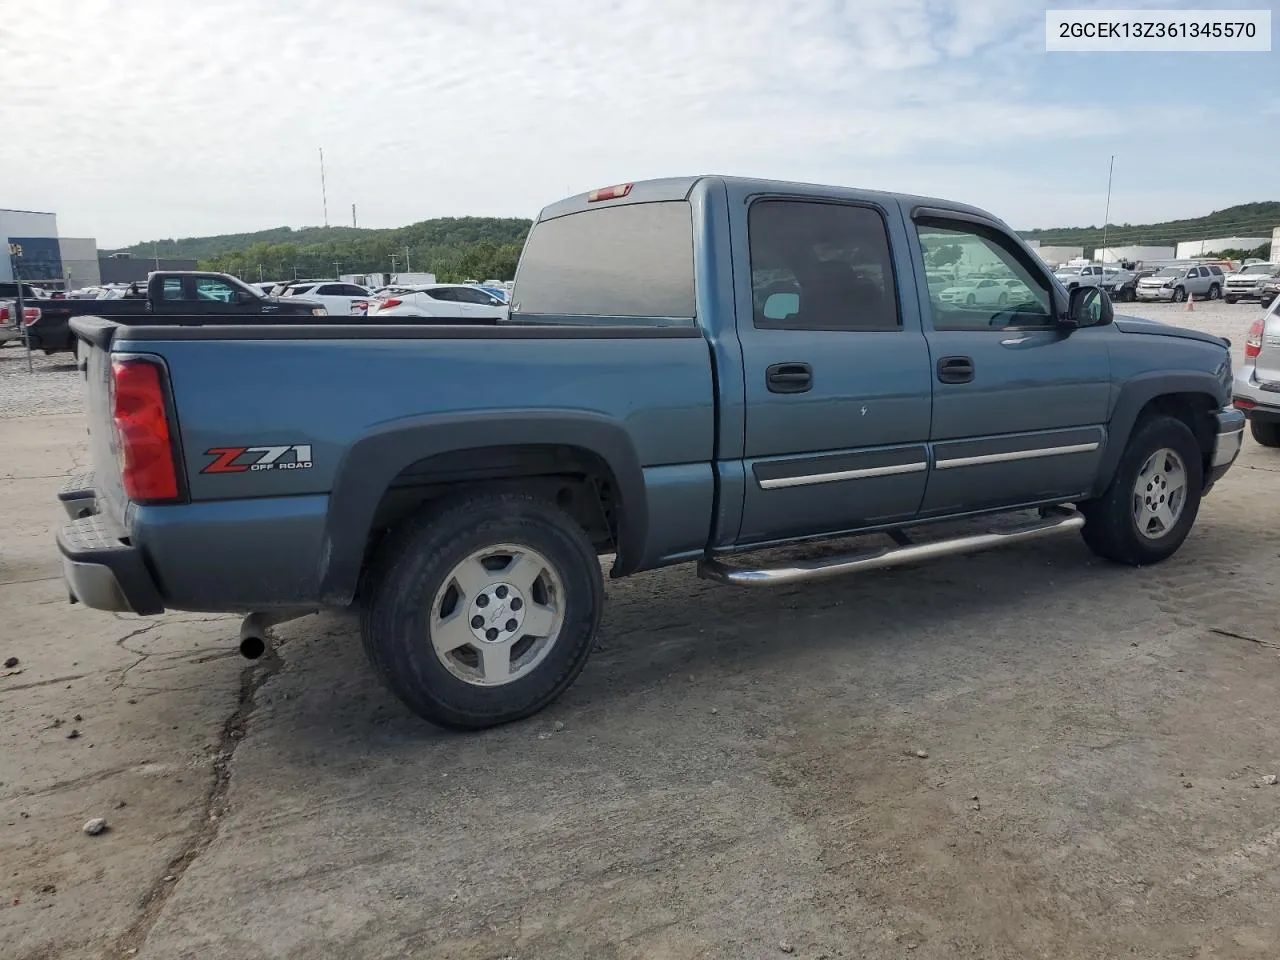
[1154,267,1183,278]
[1242,264,1275,274]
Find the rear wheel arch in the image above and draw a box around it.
[1095,378,1223,496]
[318,413,649,605]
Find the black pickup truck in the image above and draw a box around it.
[8,271,327,356]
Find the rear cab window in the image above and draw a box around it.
[512,201,695,321]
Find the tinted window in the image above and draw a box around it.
[1211,266,1223,276]
[513,201,694,319]
[747,200,899,331]
[428,288,458,301]
[194,278,236,302]
[315,285,343,295]
[915,218,1054,330]
[340,285,368,296]
[161,278,184,301]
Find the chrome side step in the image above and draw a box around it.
[697,507,1085,587]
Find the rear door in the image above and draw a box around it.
[731,188,934,545]
[910,211,1111,515]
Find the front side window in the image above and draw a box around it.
[747,200,900,331]
[194,278,236,302]
[915,218,1054,330]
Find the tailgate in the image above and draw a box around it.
[71,317,131,526]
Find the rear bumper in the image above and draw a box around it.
[56,490,165,615]
[1232,364,1280,424]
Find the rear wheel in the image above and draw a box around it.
[360,492,604,729]
[1250,419,1280,447]
[1208,284,1221,300]
[1080,415,1203,566]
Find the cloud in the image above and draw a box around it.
[1,0,1271,243]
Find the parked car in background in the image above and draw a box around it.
[56,174,1244,731]
[7,271,327,355]
[478,284,509,303]
[279,280,372,316]
[1258,276,1280,308]
[1053,264,1107,289]
[1224,263,1280,303]
[368,283,508,320]
[1100,268,1141,302]
[1233,294,1280,446]
[1136,264,1224,302]
[937,277,1010,307]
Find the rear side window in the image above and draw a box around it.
[428,288,458,301]
[161,278,184,301]
[749,200,900,331]
[513,201,695,319]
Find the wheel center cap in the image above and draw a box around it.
[469,582,526,643]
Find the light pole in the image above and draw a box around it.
[1099,155,1115,263]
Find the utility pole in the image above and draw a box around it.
[390,254,399,276]
[319,147,329,228]
[404,247,412,273]
[153,242,160,271]
[352,203,357,228]
[333,261,341,279]
[1099,154,1115,263]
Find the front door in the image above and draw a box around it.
[910,213,1111,515]
[733,192,934,545]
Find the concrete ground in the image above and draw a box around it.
[4,300,1280,960]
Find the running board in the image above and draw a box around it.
[697,507,1085,587]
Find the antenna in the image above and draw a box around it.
[319,147,329,227]
[1100,155,1114,263]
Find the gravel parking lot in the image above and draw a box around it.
[4,299,1280,960]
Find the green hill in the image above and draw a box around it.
[104,200,1279,284]
[104,217,533,283]
[1022,201,1280,252]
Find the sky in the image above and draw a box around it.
[4,0,1278,246]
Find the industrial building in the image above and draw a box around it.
[1026,240,1085,266]
[1176,237,1271,259]
[98,252,199,284]
[1,207,60,284]
[1098,245,1176,264]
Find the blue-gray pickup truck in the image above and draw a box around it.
[58,176,1245,729]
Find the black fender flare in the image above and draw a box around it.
[317,410,648,604]
[1093,371,1226,496]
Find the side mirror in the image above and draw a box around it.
[1066,285,1113,329]
[762,292,800,320]
[234,290,258,306]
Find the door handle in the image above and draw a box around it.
[766,362,813,394]
[937,356,974,384]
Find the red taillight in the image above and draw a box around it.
[22,307,41,326]
[380,298,402,309]
[1245,317,1264,359]
[587,182,633,202]
[1234,397,1257,410]
[0,305,8,322]
[111,358,180,503]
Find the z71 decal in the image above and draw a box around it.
[201,445,314,474]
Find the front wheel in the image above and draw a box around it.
[1080,415,1203,566]
[1172,286,1187,303]
[1251,419,1280,447]
[360,492,604,729]
[1225,297,1238,305]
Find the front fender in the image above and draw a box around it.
[1095,370,1227,496]
[317,410,649,604]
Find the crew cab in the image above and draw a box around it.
[11,271,327,355]
[56,176,1244,730]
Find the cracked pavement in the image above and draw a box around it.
[5,301,1280,959]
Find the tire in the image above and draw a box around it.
[1079,415,1203,566]
[1225,297,1238,305]
[966,294,976,306]
[359,491,604,730]
[1250,419,1280,447]
[997,292,1008,307]
[1208,284,1221,301]
[1172,287,1187,303]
